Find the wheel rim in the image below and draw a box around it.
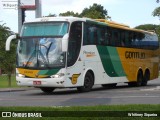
[84,77,91,88]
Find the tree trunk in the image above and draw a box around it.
[8,73,11,87]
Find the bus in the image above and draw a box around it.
[6,17,159,93]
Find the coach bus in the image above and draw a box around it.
[6,17,159,93]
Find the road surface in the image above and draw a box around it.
[0,79,160,106]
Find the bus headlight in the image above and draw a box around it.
[50,73,65,78]
[16,73,25,78]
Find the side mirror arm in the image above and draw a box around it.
[5,34,18,51]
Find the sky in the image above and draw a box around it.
[0,0,159,33]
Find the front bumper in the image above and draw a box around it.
[16,76,66,87]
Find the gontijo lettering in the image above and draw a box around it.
[125,51,145,59]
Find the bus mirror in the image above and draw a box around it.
[62,33,69,52]
[6,34,18,51]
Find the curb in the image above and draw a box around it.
[0,87,35,92]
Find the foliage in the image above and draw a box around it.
[45,13,57,17]
[59,3,111,19]
[0,75,17,88]
[153,0,160,19]
[0,24,16,87]
[59,11,80,17]
[80,3,110,19]
[135,24,160,41]
[152,7,160,18]
[0,105,160,120]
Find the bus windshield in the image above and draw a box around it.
[17,22,68,69]
[21,22,68,37]
[17,37,66,69]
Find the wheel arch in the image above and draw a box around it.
[144,68,150,76]
[137,68,143,78]
[83,68,95,85]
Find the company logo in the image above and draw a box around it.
[35,74,39,78]
[83,51,96,57]
[1,112,42,118]
[2,112,11,117]
[125,51,145,59]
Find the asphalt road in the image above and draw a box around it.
[0,79,160,106]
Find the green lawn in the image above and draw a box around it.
[0,105,160,120]
[0,75,18,88]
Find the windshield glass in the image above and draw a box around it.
[17,37,66,69]
[17,22,68,69]
[21,22,68,37]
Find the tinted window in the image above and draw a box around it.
[83,21,159,50]
[67,22,82,67]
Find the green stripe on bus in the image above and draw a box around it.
[97,46,118,77]
[38,68,60,75]
[96,46,125,77]
[107,47,126,76]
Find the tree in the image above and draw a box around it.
[80,3,110,19]
[153,0,160,19]
[59,11,80,17]
[0,24,16,87]
[45,13,57,17]
[152,7,160,19]
[135,24,160,41]
[59,3,111,19]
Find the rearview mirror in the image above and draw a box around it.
[6,34,19,51]
[62,33,69,52]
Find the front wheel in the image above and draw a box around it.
[40,87,55,93]
[77,72,94,92]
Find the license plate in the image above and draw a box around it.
[33,81,41,85]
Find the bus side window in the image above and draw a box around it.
[99,27,106,45]
[106,27,112,46]
[67,21,82,67]
[83,23,87,45]
[120,30,125,47]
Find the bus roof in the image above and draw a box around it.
[24,16,87,23]
[24,16,156,35]
[95,19,156,35]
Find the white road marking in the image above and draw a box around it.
[95,95,160,99]
[140,86,160,91]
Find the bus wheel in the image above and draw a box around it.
[77,72,94,92]
[136,71,143,87]
[102,83,117,88]
[40,87,55,93]
[128,70,143,87]
[142,70,150,86]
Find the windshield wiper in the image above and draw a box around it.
[24,43,49,68]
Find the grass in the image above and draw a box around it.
[0,105,160,120]
[0,75,19,88]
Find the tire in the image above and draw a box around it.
[40,87,55,93]
[136,71,143,87]
[142,71,150,86]
[102,83,117,88]
[128,71,143,87]
[77,72,94,92]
